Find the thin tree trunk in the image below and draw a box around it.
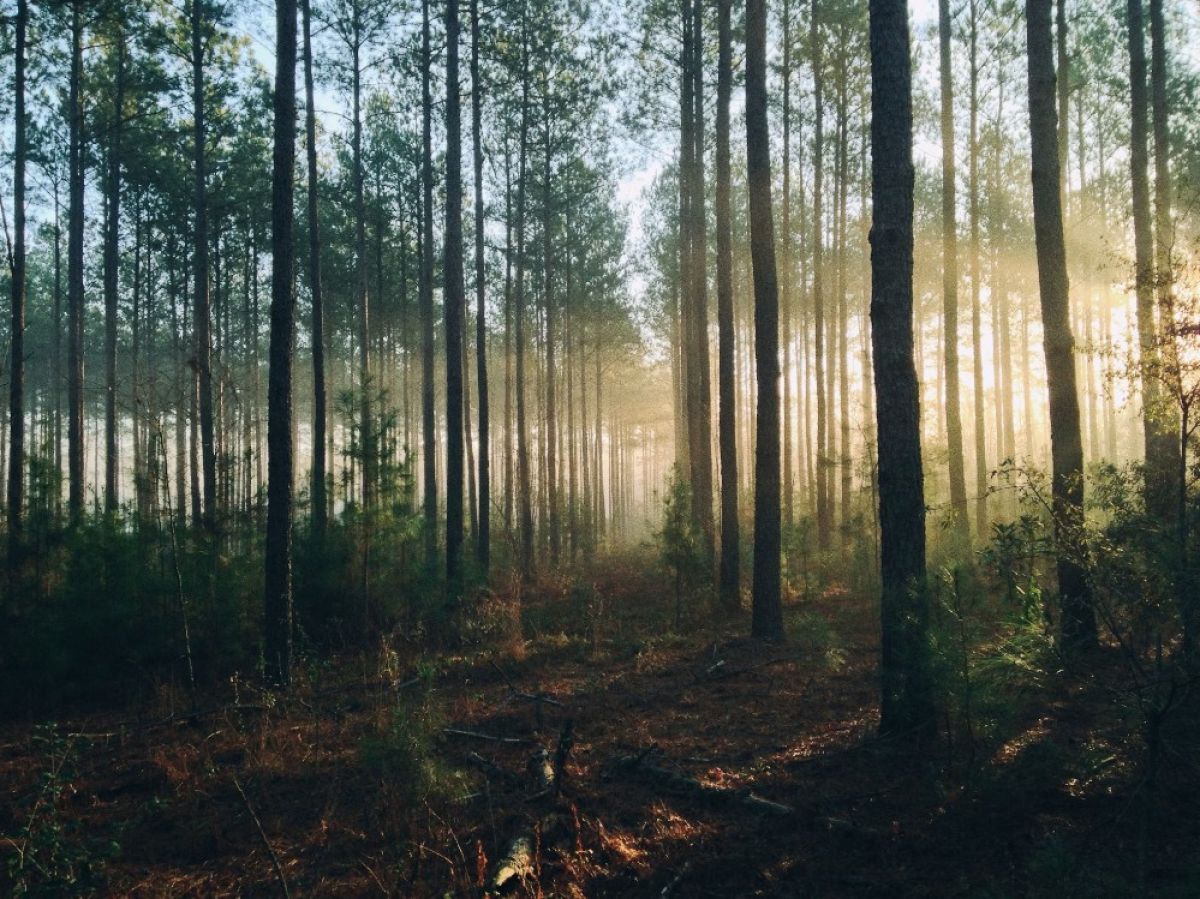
[445,0,466,598]
[302,0,327,538]
[8,0,28,552]
[68,1,85,521]
[1148,0,1181,502]
[265,0,298,687]
[968,0,987,533]
[542,87,559,566]
[1126,0,1173,516]
[421,0,438,566]
[811,0,830,551]
[471,0,490,575]
[515,6,534,581]
[716,0,739,611]
[746,0,783,640]
[939,0,967,527]
[103,30,126,513]
[1026,0,1096,648]
[192,0,217,529]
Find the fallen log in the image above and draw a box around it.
[528,748,555,793]
[614,754,793,816]
[488,831,534,893]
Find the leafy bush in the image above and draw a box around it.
[4,726,119,896]
[657,465,707,628]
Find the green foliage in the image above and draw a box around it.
[4,726,119,897]
[358,684,468,809]
[785,609,846,670]
[929,549,1055,764]
[657,466,707,628]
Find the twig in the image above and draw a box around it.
[490,660,566,707]
[444,728,535,744]
[232,777,291,899]
[705,653,802,679]
[661,859,693,897]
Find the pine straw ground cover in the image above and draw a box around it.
[1,551,1197,897]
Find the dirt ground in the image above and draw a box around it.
[2,552,1196,897]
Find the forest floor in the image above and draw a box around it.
[2,549,1198,897]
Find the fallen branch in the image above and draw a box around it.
[466,752,521,784]
[615,754,793,817]
[490,661,565,708]
[232,777,291,899]
[705,653,802,679]
[444,728,536,744]
[660,859,693,897]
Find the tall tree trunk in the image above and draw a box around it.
[780,0,794,538]
[939,0,967,528]
[716,0,739,611]
[1148,0,1181,510]
[968,0,987,534]
[869,0,934,736]
[8,0,27,553]
[192,0,217,529]
[352,14,371,514]
[688,0,714,565]
[104,33,126,514]
[265,0,298,687]
[421,0,438,566]
[1126,0,1173,518]
[1056,0,1069,200]
[471,0,490,575]
[68,1,85,521]
[503,142,514,533]
[53,181,63,506]
[515,7,534,581]
[746,0,783,641]
[835,49,851,537]
[542,88,559,566]
[811,0,830,551]
[302,0,327,538]
[445,0,466,598]
[1026,0,1096,648]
